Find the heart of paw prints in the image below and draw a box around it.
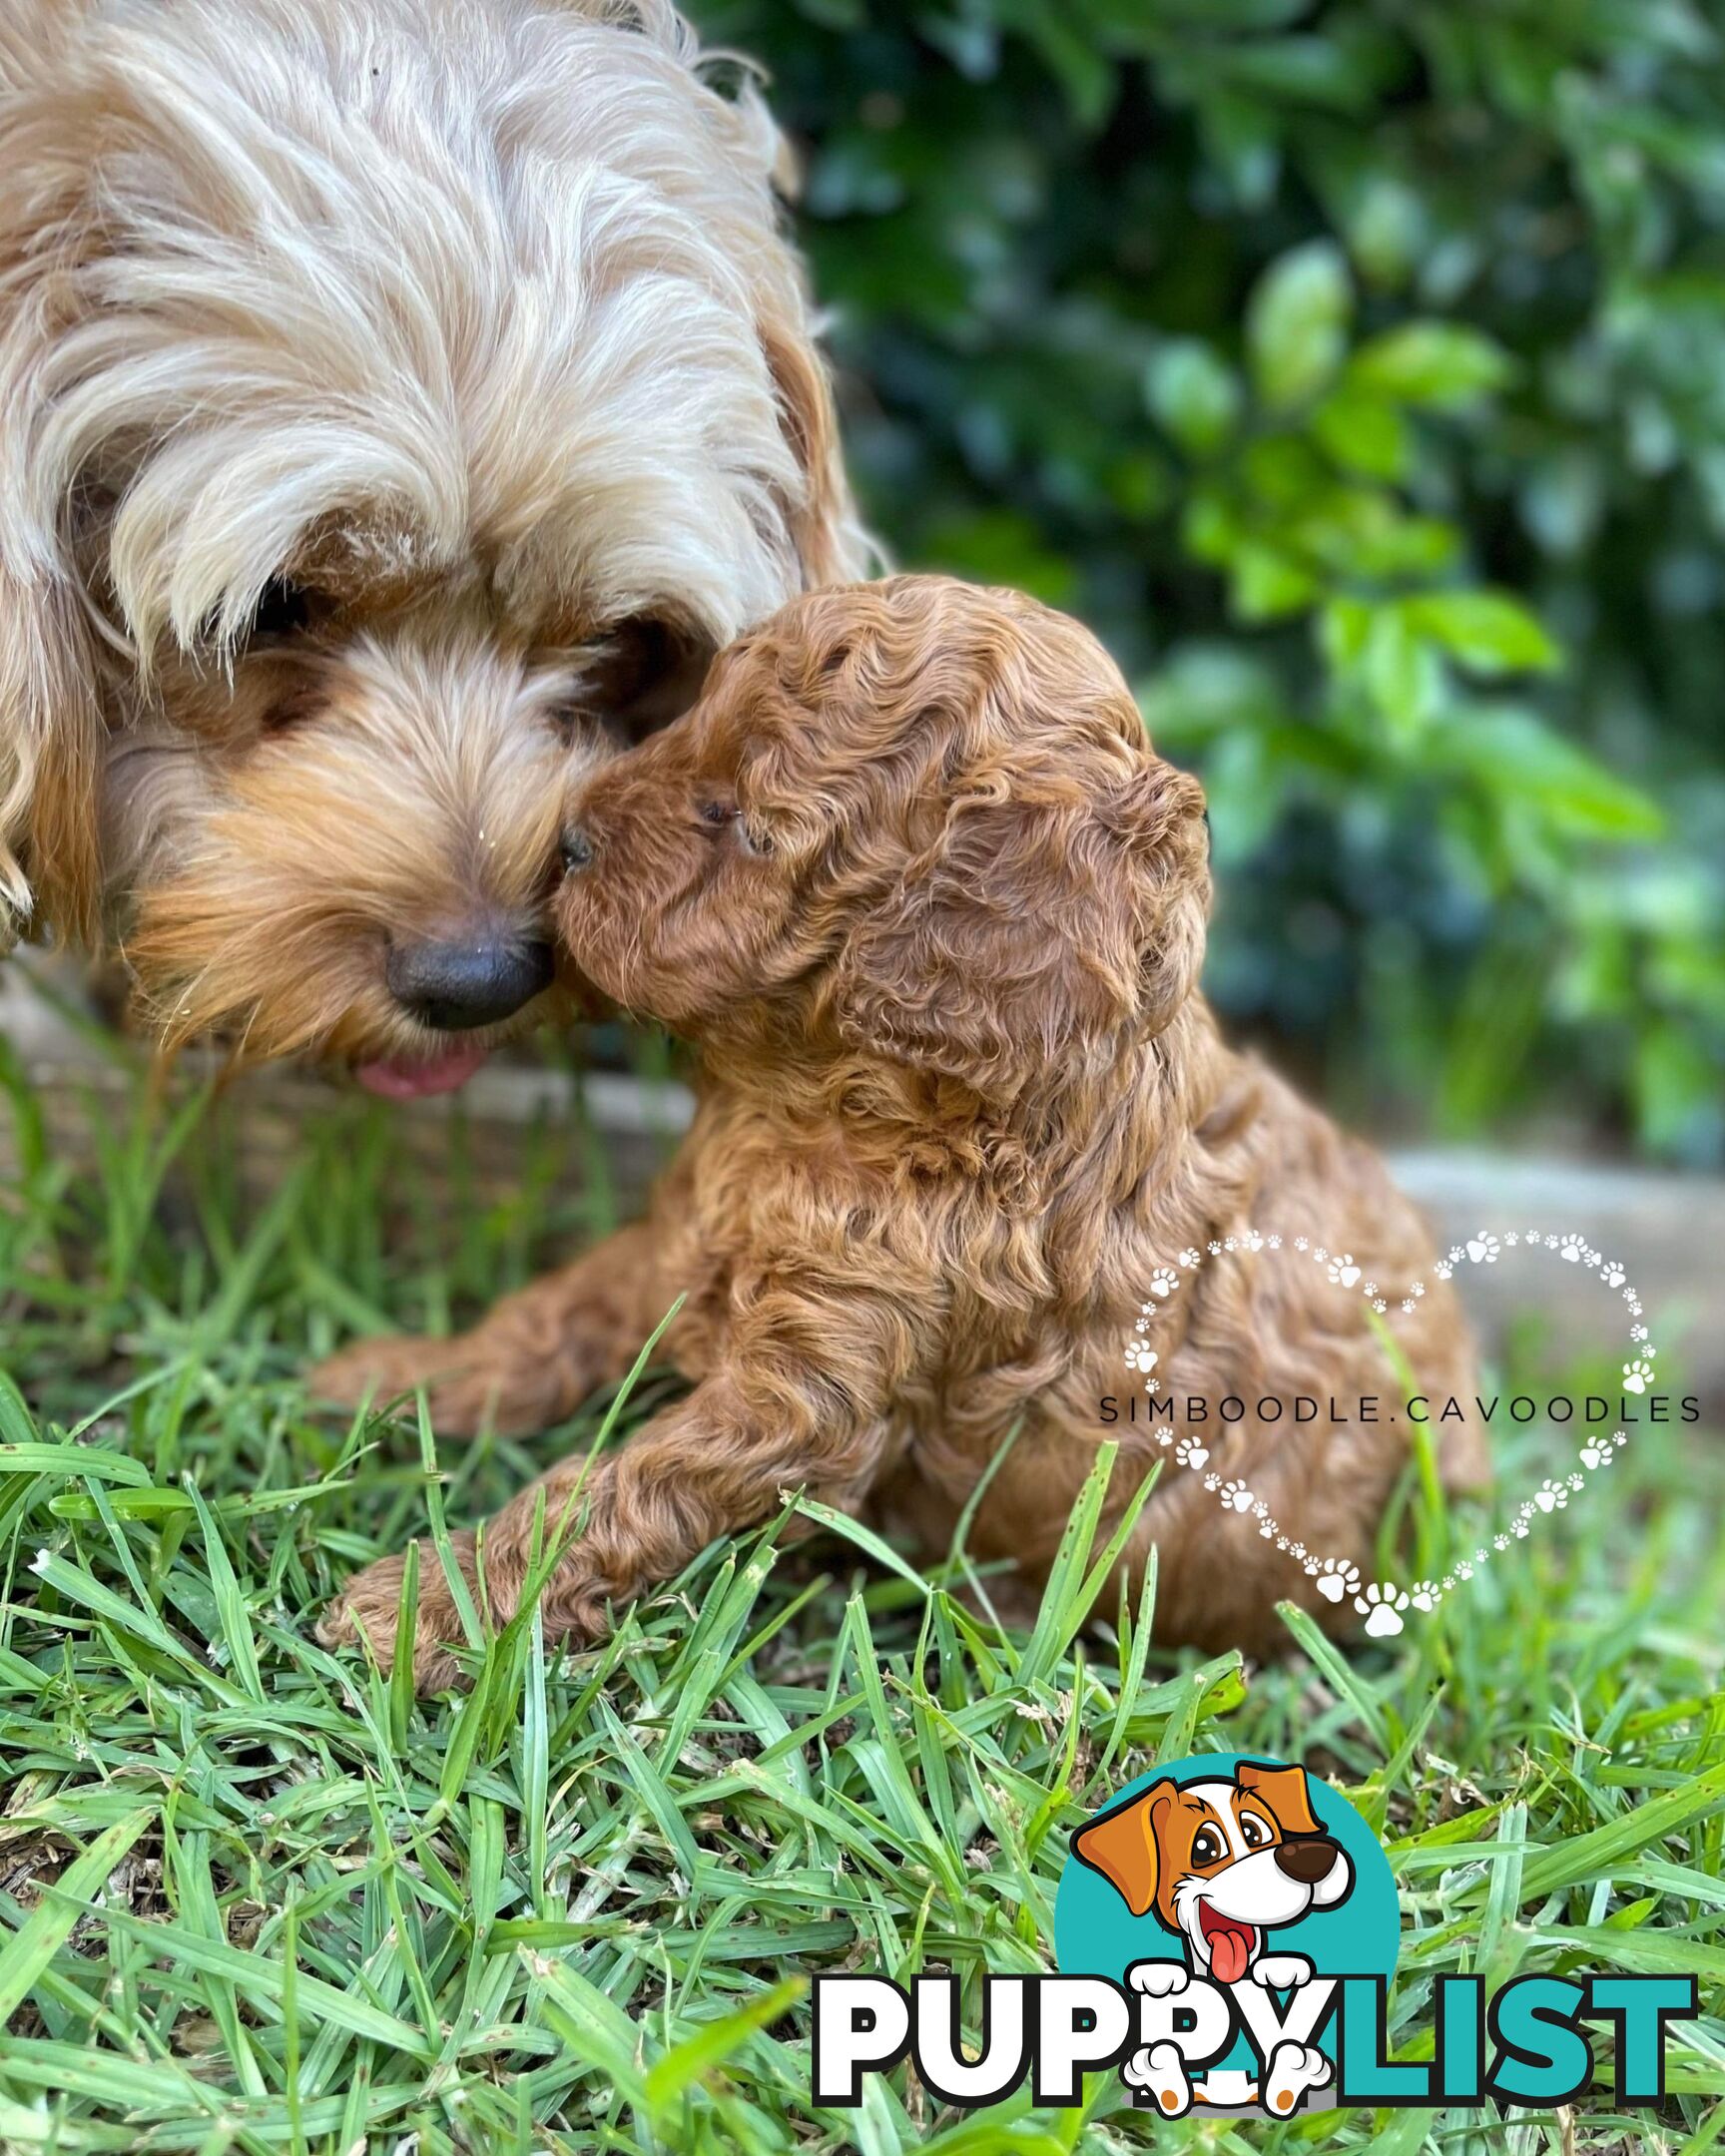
[1122,1224,1649,1628]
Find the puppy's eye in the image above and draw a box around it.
[1240,1814,1270,1849]
[248,576,317,641]
[1191,1828,1224,1866]
[699,798,735,827]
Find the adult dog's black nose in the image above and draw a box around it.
[386,932,554,1032]
[1273,1837,1340,1884]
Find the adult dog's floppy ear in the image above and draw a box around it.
[0,73,106,951]
[1072,1779,1176,1920]
[760,317,867,590]
[832,754,1209,1104]
[0,521,105,954]
[1235,1761,1325,1839]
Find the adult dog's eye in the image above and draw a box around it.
[557,616,714,745]
[248,576,317,641]
[1192,1828,1224,1865]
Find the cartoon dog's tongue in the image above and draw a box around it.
[354,1045,489,1099]
[1199,1903,1258,1984]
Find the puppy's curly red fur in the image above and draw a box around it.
[319,577,1484,1687]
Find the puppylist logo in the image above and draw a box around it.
[813,1754,1699,2117]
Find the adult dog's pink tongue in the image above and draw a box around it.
[354,1045,489,1099]
[1201,1908,1255,1984]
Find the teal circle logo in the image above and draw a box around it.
[1054,1754,1398,2113]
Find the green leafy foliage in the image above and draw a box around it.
[695,0,1725,1160]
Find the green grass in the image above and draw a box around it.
[1,1038,1723,2154]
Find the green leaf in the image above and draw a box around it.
[1404,589,1561,675]
[1349,321,1512,407]
[644,1975,804,2115]
[1145,339,1242,456]
[1247,241,1353,411]
[1362,607,1443,735]
[1439,707,1664,838]
[1313,386,1410,479]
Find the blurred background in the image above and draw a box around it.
[696,0,1725,1168]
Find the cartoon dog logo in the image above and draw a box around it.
[1073,1760,1354,2115]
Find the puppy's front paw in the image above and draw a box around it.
[1123,2041,1192,2117]
[308,1335,517,1437]
[317,1531,482,1692]
[1252,1952,1314,1990]
[1127,1958,1191,1998]
[1261,2040,1332,2115]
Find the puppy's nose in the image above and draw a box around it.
[385,932,554,1032]
[1272,1837,1340,1884]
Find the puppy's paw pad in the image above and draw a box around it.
[1313,1557,1360,1603]
[1127,1959,1190,1998]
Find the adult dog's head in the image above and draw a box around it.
[0,0,860,1092]
[556,574,1210,1113]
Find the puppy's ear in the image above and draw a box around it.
[832,755,1209,1104]
[1072,1779,1175,1919]
[0,558,105,950]
[1235,1761,1324,1839]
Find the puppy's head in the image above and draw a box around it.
[1073,1764,1353,1981]
[0,0,861,1088]
[556,575,1210,1107]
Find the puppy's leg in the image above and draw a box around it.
[309,1220,668,1437]
[323,1269,920,1686]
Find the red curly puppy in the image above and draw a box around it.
[318,576,1483,1687]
